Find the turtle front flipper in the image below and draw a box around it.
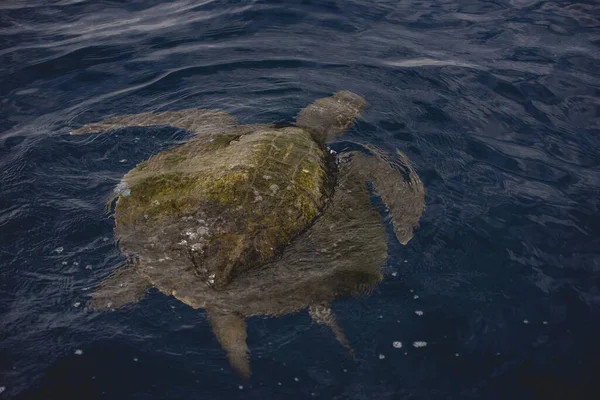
[70,108,236,136]
[309,304,354,358]
[207,310,251,379]
[350,148,426,245]
[89,264,151,310]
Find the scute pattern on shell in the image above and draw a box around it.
[114,127,332,289]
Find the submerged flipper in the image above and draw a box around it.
[207,310,251,379]
[350,148,425,245]
[296,91,367,145]
[70,108,236,136]
[309,304,354,357]
[89,264,151,310]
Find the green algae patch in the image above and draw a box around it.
[111,126,334,288]
[114,172,202,225]
[111,134,247,226]
[204,169,250,205]
[203,128,332,286]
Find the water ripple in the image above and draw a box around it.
[1,0,599,398]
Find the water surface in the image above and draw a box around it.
[1,0,599,399]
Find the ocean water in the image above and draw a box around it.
[1,0,599,399]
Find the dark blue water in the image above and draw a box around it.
[1,0,599,398]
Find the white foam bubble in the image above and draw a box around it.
[378,353,386,359]
[412,341,427,348]
[413,295,419,299]
[294,377,299,382]
[0,387,5,394]
[393,341,402,349]
[54,247,64,254]
[415,310,424,316]
[74,349,83,355]
[73,302,81,308]
[523,319,529,324]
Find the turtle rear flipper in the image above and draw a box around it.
[296,91,367,145]
[309,304,354,358]
[70,108,236,136]
[207,310,251,379]
[350,148,426,245]
[89,265,151,310]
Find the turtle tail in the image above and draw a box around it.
[296,91,367,145]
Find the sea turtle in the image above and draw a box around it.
[73,91,425,378]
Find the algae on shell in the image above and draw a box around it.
[113,126,334,289]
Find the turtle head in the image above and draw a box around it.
[296,91,367,146]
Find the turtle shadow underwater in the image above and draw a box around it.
[70,91,425,378]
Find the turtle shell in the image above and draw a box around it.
[113,126,333,289]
